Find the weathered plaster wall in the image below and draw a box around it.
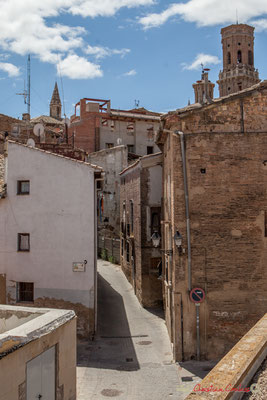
[0,315,76,400]
[0,142,97,337]
[87,146,128,237]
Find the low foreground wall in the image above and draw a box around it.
[186,313,267,399]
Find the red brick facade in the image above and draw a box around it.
[157,81,267,361]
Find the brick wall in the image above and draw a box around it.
[161,86,267,361]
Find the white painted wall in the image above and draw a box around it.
[0,143,97,313]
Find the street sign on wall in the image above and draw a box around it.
[190,287,205,303]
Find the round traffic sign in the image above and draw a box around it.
[190,287,205,303]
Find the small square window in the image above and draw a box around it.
[18,233,30,252]
[17,180,30,195]
[147,146,154,155]
[17,282,34,302]
[106,143,114,149]
[127,144,135,153]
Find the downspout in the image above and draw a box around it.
[175,131,192,291]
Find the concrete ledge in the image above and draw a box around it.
[0,305,76,356]
[186,313,267,399]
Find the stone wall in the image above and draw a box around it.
[160,85,267,361]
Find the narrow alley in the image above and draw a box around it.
[77,260,205,400]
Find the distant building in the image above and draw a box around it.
[69,98,161,155]
[120,152,163,308]
[217,23,260,97]
[50,82,62,120]
[0,141,102,339]
[156,80,267,361]
[0,305,76,400]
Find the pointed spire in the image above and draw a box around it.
[50,82,62,120]
[50,82,61,106]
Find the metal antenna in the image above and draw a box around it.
[57,54,66,117]
[16,54,31,115]
[134,99,140,108]
[236,9,239,25]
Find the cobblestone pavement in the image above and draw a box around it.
[77,260,211,400]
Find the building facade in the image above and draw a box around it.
[120,153,163,308]
[69,98,161,155]
[156,80,267,361]
[0,305,76,400]
[0,141,102,339]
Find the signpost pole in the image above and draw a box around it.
[196,303,200,361]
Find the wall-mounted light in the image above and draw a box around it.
[174,231,182,248]
[151,231,161,248]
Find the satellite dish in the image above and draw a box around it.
[64,117,70,127]
[11,124,20,137]
[27,138,35,147]
[33,123,44,137]
[117,138,122,145]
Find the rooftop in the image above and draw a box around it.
[31,115,64,125]
[0,305,75,359]
[8,140,103,171]
[120,151,162,175]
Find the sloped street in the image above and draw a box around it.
[77,260,205,400]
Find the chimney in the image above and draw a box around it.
[22,113,30,121]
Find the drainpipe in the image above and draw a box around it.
[175,131,192,292]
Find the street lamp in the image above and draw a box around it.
[151,231,161,248]
[174,231,182,248]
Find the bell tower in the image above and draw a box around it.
[217,24,260,97]
[50,82,62,120]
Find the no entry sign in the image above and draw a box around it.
[190,288,205,303]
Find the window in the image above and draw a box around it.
[17,282,34,302]
[227,52,231,64]
[265,211,267,237]
[110,120,115,131]
[238,83,242,91]
[147,146,154,155]
[18,233,30,251]
[106,143,114,149]
[121,239,124,256]
[151,207,161,236]
[127,122,134,133]
[17,180,30,195]
[237,50,242,64]
[126,241,130,262]
[248,50,253,66]
[127,144,135,153]
[130,200,134,233]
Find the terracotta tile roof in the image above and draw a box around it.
[8,140,103,171]
[0,155,6,199]
[31,115,64,125]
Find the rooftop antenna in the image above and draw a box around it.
[134,99,140,108]
[236,9,239,25]
[57,55,66,118]
[16,54,31,115]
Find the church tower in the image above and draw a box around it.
[192,68,215,104]
[50,82,62,120]
[217,24,260,97]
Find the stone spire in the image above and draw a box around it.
[217,23,260,97]
[50,82,62,120]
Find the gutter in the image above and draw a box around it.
[174,130,192,292]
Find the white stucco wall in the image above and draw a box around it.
[0,143,97,315]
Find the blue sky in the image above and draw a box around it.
[0,0,267,119]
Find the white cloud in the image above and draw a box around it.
[0,62,20,77]
[250,18,267,31]
[84,45,130,59]
[139,0,267,29]
[182,53,220,70]
[123,69,137,76]
[0,0,153,79]
[69,0,155,18]
[57,54,103,79]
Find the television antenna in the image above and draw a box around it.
[17,54,31,115]
[33,123,44,137]
[134,99,140,108]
